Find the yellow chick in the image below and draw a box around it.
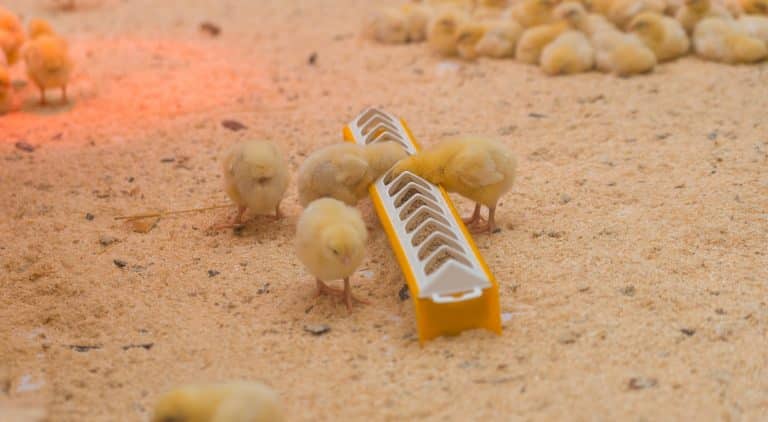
[0,7,24,65]
[0,66,10,114]
[217,140,290,229]
[628,12,690,61]
[365,7,409,44]
[152,381,285,422]
[296,198,368,311]
[588,0,617,14]
[473,0,511,19]
[540,30,595,74]
[515,20,570,64]
[391,137,517,234]
[608,0,667,29]
[693,16,768,61]
[427,0,477,10]
[593,29,657,75]
[427,6,470,55]
[402,3,434,42]
[23,20,73,105]
[676,0,733,34]
[297,142,407,207]
[740,0,768,14]
[554,1,616,37]
[509,0,558,27]
[738,14,768,44]
[456,21,487,59]
[475,19,524,57]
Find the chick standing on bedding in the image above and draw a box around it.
[0,7,24,65]
[217,140,289,229]
[540,30,595,74]
[427,6,470,55]
[475,19,524,57]
[456,21,488,59]
[693,16,768,62]
[592,28,658,75]
[152,381,285,422]
[402,3,434,42]
[515,20,570,64]
[676,0,733,34]
[391,137,517,234]
[297,142,407,207]
[628,12,690,61]
[296,198,369,311]
[23,18,73,105]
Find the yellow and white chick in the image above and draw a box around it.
[23,18,73,105]
[608,0,668,29]
[0,7,24,65]
[515,20,570,64]
[391,137,517,234]
[456,21,488,59]
[0,65,10,114]
[427,6,470,55]
[693,16,768,61]
[676,0,733,34]
[540,30,595,74]
[509,0,558,27]
[217,140,290,229]
[297,142,407,207]
[554,1,616,37]
[366,7,409,44]
[296,198,368,311]
[475,19,524,57]
[628,12,690,61]
[152,381,285,422]
[738,14,768,43]
[592,28,658,75]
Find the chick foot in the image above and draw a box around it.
[468,207,499,234]
[462,203,486,226]
[210,206,247,230]
[316,278,369,311]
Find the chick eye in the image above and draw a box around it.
[331,249,339,255]
[257,176,272,184]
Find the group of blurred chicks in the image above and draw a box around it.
[146,135,516,422]
[218,135,515,312]
[366,0,768,76]
[0,7,73,113]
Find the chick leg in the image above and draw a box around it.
[316,279,343,296]
[469,205,498,234]
[274,201,282,219]
[343,277,370,311]
[39,88,46,106]
[462,203,486,226]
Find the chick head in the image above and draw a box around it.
[628,12,664,38]
[364,141,408,177]
[321,224,366,267]
[431,9,464,38]
[152,387,210,422]
[28,18,54,40]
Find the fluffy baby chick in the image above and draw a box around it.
[298,142,407,207]
[366,7,409,44]
[555,1,616,37]
[473,0,510,19]
[0,7,24,65]
[515,21,570,64]
[218,140,289,229]
[738,14,768,43]
[296,198,368,311]
[694,16,768,61]
[676,0,733,34]
[608,0,667,29]
[628,12,690,61]
[509,0,558,27]
[427,6,470,55]
[402,3,434,42]
[0,66,10,114]
[593,29,658,75]
[23,19,73,105]
[588,0,617,14]
[540,30,595,74]
[740,0,768,14]
[391,137,516,234]
[475,19,524,57]
[455,21,487,58]
[152,381,285,422]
